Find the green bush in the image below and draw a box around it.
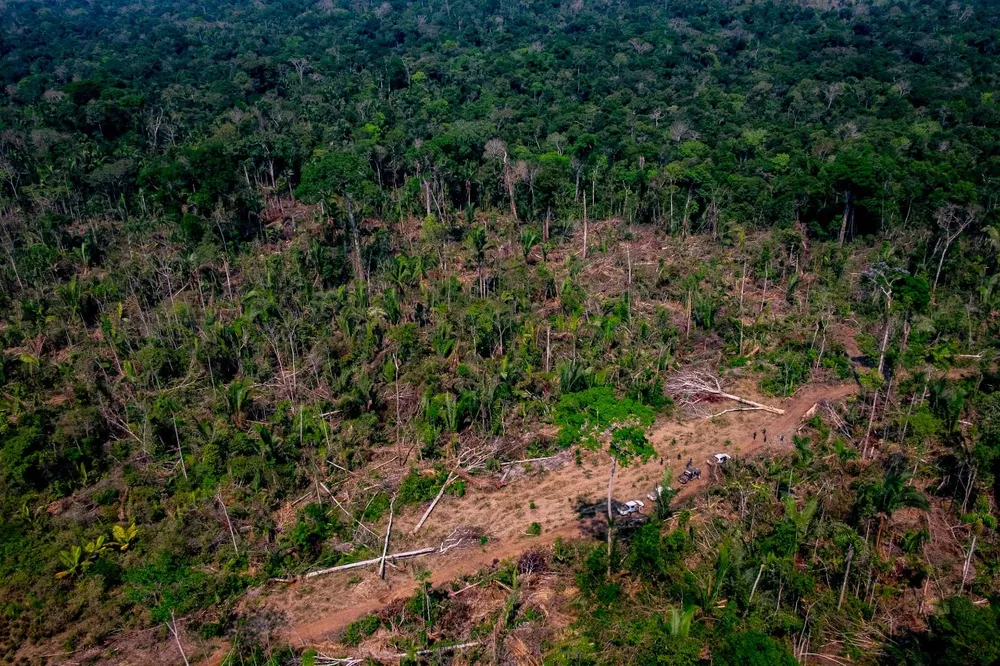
[288,503,340,557]
[398,468,451,505]
[714,631,796,666]
[554,387,655,449]
[342,614,381,646]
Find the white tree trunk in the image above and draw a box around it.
[412,472,457,534]
[606,458,617,576]
[379,498,395,579]
[304,548,436,580]
[961,534,977,592]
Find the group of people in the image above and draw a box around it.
[751,428,785,444]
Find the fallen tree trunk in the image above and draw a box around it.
[319,482,379,538]
[412,472,457,534]
[379,497,395,580]
[708,390,783,414]
[397,642,481,658]
[668,371,784,415]
[314,642,483,665]
[499,455,558,466]
[303,547,435,580]
[704,406,775,419]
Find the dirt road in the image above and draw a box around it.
[259,380,859,653]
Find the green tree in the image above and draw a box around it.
[857,466,930,552]
[714,631,797,666]
[297,150,377,282]
[926,597,1000,666]
[603,425,655,574]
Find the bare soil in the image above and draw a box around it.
[257,380,860,654]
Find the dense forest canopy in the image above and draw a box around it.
[2,0,1000,239]
[2,0,1000,664]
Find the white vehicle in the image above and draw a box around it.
[712,453,732,464]
[647,485,664,502]
[617,499,645,516]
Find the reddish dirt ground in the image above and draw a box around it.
[250,380,860,656]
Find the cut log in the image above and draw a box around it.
[379,497,395,580]
[319,482,379,538]
[668,372,784,415]
[704,407,774,420]
[314,642,482,665]
[499,455,558,466]
[710,390,784,414]
[412,472,457,534]
[167,611,190,666]
[837,544,854,611]
[216,494,239,554]
[303,547,436,580]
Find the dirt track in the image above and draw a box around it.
[244,380,859,656]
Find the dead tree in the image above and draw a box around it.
[485,139,520,220]
[379,497,395,579]
[303,547,436,580]
[667,371,784,417]
[932,204,977,297]
[412,439,497,534]
[167,611,190,666]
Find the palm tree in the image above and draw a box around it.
[859,466,929,552]
[224,379,253,426]
[697,541,732,611]
[469,226,489,296]
[520,228,540,262]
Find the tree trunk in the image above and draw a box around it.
[748,562,766,606]
[168,611,190,666]
[172,417,188,480]
[545,326,551,373]
[961,534,977,591]
[837,544,854,611]
[412,472,457,534]
[379,498,395,579]
[682,187,692,238]
[582,195,588,260]
[346,198,364,284]
[304,547,436,579]
[876,309,892,377]
[606,458,617,577]
[669,186,675,232]
[504,157,518,221]
[738,261,746,356]
[760,261,768,313]
[899,380,928,445]
[217,494,239,554]
[838,192,852,248]
[685,289,692,338]
[863,389,879,459]
[933,236,954,297]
